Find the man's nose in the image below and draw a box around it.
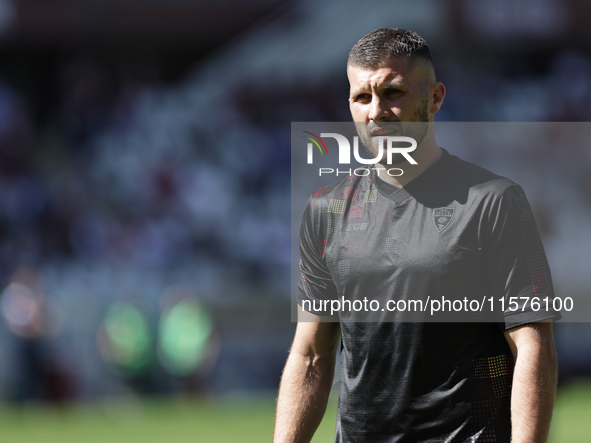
[368,95,390,121]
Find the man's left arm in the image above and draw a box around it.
[504,321,557,443]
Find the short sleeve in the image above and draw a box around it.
[483,184,560,329]
[296,198,338,316]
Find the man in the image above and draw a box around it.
[275,28,558,442]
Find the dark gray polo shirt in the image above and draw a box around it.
[297,149,559,442]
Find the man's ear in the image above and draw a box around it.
[430,82,446,114]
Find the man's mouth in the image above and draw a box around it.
[370,129,400,138]
[368,123,401,137]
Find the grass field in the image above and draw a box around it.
[0,380,589,442]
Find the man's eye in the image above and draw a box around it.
[354,94,371,102]
[384,89,403,96]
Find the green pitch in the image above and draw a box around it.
[0,381,589,442]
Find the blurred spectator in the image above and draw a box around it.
[0,267,72,404]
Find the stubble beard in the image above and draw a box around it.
[360,93,430,166]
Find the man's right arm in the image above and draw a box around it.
[273,306,341,443]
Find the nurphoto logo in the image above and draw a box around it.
[302,131,417,177]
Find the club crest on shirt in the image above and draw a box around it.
[433,208,455,232]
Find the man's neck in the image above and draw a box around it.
[373,143,442,188]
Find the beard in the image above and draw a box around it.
[358,93,430,166]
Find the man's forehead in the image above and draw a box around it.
[347,64,408,89]
[347,57,432,89]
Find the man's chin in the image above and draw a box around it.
[378,154,408,167]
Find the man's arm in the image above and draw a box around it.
[274,306,341,443]
[504,321,557,443]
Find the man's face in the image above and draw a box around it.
[348,57,433,165]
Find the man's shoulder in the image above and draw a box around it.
[308,174,371,202]
[441,150,519,197]
[302,174,373,224]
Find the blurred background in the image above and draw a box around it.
[0,0,590,441]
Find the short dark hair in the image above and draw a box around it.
[347,28,433,70]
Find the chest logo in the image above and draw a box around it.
[433,208,455,232]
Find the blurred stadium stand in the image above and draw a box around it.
[0,0,590,404]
